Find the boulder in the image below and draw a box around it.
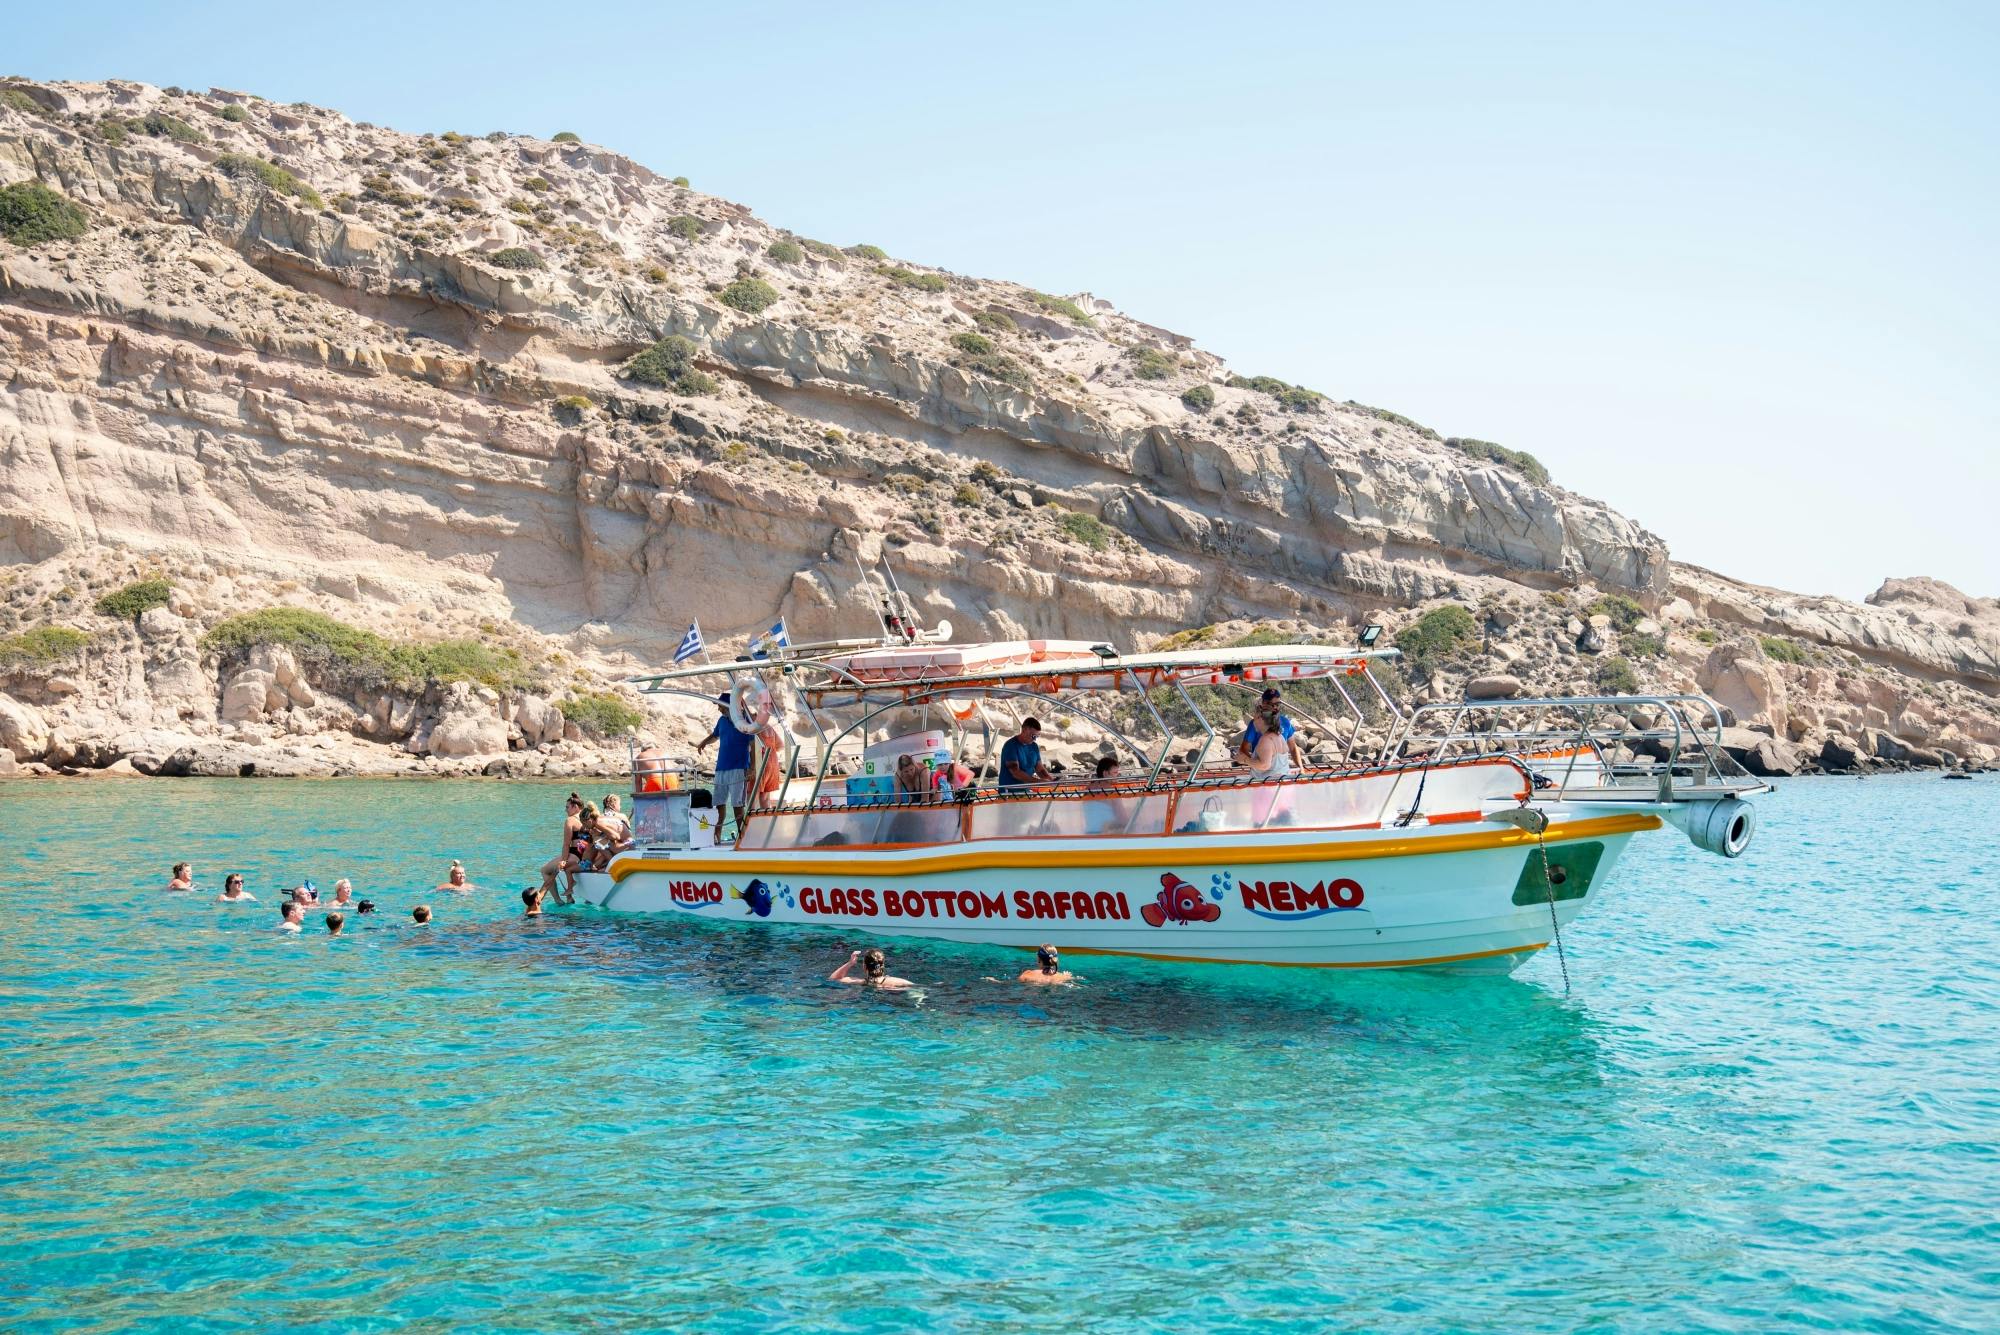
[1699,645,1788,733]
[0,694,50,762]
[138,606,185,639]
[429,706,510,758]
[1576,625,1606,655]
[0,747,15,777]
[220,670,276,723]
[1874,732,1945,768]
[1718,726,1804,777]
[148,655,212,708]
[1819,734,1865,771]
[1465,674,1524,700]
[515,693,566,747]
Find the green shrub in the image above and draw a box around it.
[552,131,581,143]
[1180,384,1216,411]
[1056,509,1112,552]
[96,118,131,145]
[622,335,714,394]
[1129,347,1175,380]
[217,104,248,123]
[1448,437,1551,486]
[523,176,550,192]
[1274,385,1324,413]
[1594,655,1640,694]
[487,246,543,271]
[3,88,42,114]
[1030,291,1092,324]
[671,175,690,187]
[801,238,843,258]
[1625,631,1664,659]
[95,578,173,620]
[140,111,205,143]
[1761,635,1807,665]
[884,266,947,292]
[0,625,89,670]
[766,239,804,264]
[970,460,1002,485]
[1694,628,1718,645]
[440,195,480,214]
[202,607,535,690]
[1587,593,1646,632]
[718,277,779,314]
[845,243,888,260]
[668,214,703,241]
[564,690,642,737]
[972,310,1016,334]
[0,182,88,245]
[961,350,1030,390]
[1346,401,1440,440]
[214,153,323,207]
[950,331,994,356]
[951,482,981,506]
[554,394,592,413]
[884,472,928,495]
[1394,604,1478,676]
[719,440,752,465]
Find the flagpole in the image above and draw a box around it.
[696,617,714,665]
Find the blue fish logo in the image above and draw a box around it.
[730,879,774,918]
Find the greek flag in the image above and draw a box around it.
[673,620,704,663]
[751,619,790,659]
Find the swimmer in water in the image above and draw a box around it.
[276,902,305,933]
[435,861,472,893]
[412,905,432,925]
[830,948,913,992]
[329,879,356,910]
[1016,943,1075,986]
[217,874,256,904]
[522,886,545,918]
[168,862,194,893]
[325,912,345,936]
[290,880,320,906]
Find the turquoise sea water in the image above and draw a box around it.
[3,774,1998,1331]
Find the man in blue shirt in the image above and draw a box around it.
[998,717,1052,792]
[696,693,754,835]
[1236,688,1304,769]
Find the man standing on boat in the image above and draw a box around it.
[999,717,1053,792]
[696,692,753,836]
[1237,689,1305,771]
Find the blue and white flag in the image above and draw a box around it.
[767,619,790,650]
[673,620,704,663]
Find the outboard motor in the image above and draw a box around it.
[1668,797,1756,858]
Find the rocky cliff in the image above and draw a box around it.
[1,78,1994,779]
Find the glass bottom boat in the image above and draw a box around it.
[573,623,1765,973]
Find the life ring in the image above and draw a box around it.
[728,676,775,733]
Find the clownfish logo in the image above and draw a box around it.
[1140,873,1222,928]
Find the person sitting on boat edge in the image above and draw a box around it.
[598,793,632,847]
[217,874,255,904]
[540,793,585,904]
[561,806,602,895]
[830,948,913,991]
[1083,754,1131,834]
[1017,944,1075,986]
[696,692,753,838]
[168,862,194,893]
[1237,688,1304,773]
[998,717,1052,792]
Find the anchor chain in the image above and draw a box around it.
[1535,830,1571,996]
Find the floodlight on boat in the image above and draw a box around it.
[1089,643,1118,660]
[1359,624,1383,647]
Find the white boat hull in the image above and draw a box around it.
[572,807,1655,973]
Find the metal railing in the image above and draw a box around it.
[1384,694,1761,802]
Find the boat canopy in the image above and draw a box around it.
[628,641,1403,706]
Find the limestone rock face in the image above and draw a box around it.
[1699,645,1788,735]
[0,694,50,762]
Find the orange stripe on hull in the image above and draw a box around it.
[607,813,1660,882]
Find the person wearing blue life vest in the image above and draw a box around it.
[696,693,753,835]
[1237,688,1304,770]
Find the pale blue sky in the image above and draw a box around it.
[13,1,1996,599]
